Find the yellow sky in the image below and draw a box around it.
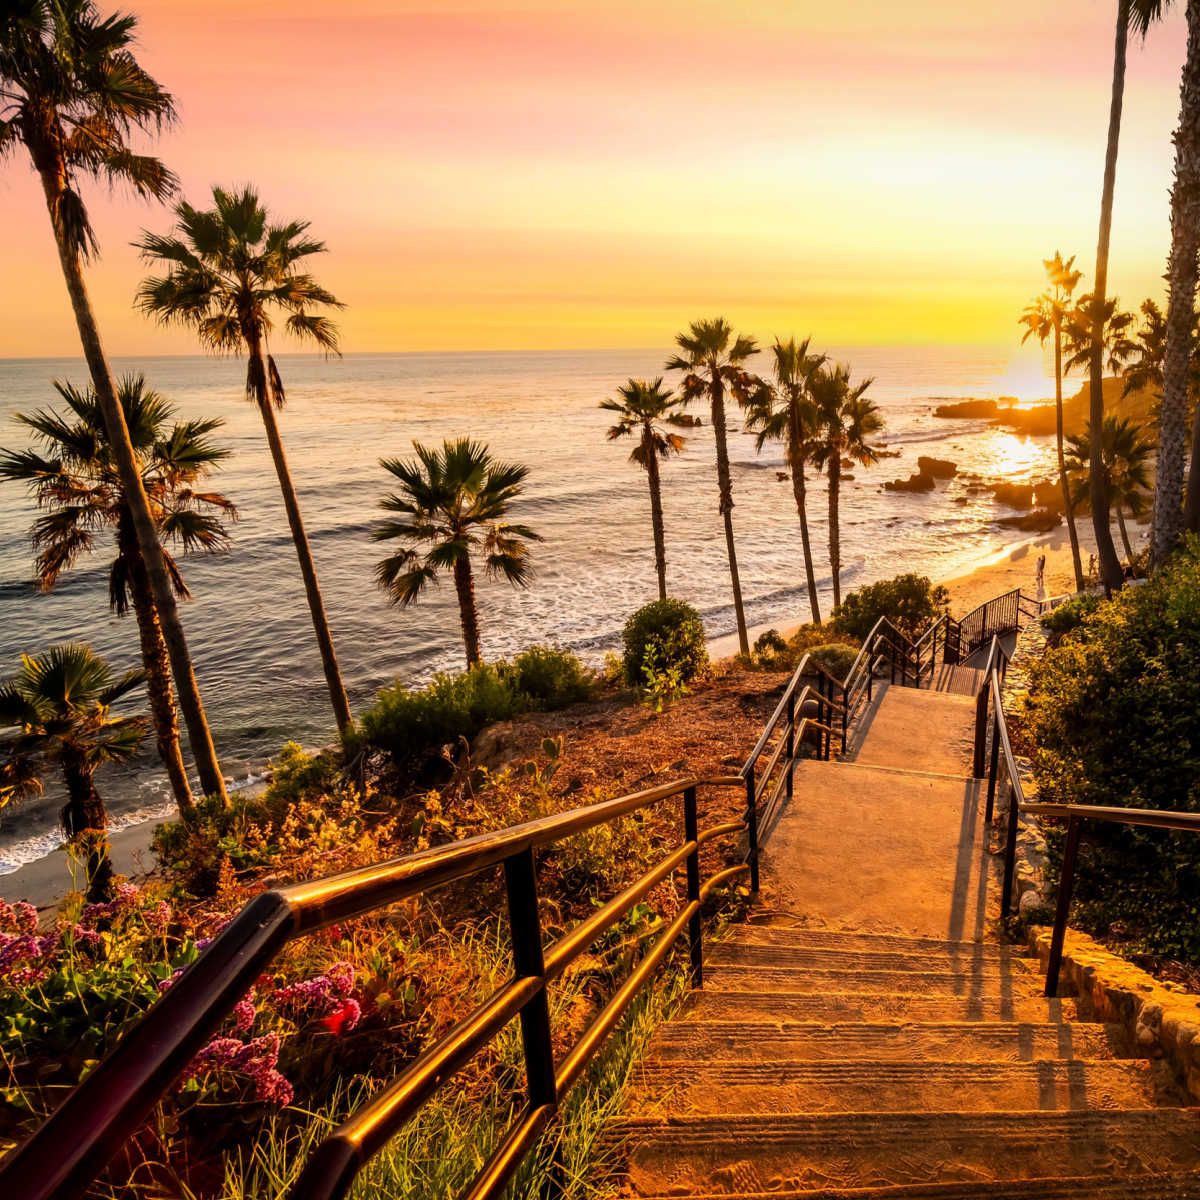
[0,0,1188,356]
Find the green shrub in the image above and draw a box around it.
[360,663,524,771]
[750,629,789,670]
[621,599,708,687]
[1040,594,1101,637]
[802,642,860,681]
[830,573,950,641]
[510,645,595,708]
[1024,538,1200,960]
[361,648,594,773]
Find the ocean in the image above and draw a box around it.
[0,346,1057,870]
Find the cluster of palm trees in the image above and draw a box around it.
[1073,0,1200,587]
[1022,249,1194,586]
[604,320,883,651]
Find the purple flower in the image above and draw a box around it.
[0,901,39,936]
[232,988,257,1034]
[179,1032,292,1106]
[143,901,172,935]
[271,961,357,1016]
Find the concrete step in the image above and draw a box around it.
[681,989,1080,1025]
[733,926,1022,959]
[632,1172,1200,1199]
[620,1109,1200,1195]
[648,1020,1126,1063]
[705,964,1043,995]
[707,942,1040,980]
[632,1058,1169,1114]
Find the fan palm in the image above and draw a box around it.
[1157,0,1200,554]
[0,0,225,799]
[809,364,883,610]
[374,439,540,667]
[135,185,353,738]
[745,337,827,624]
[1020,253,1086,591]
[665,317,761,654]
[0,375,235,813]
[600,378,689,601]
[1066,417,1154,562]
[0,644,145,899]
[1063,294,1136,376]
[1083,0,1173,588]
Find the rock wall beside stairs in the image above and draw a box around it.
[1028,926,1200,1102]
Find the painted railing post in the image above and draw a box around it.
[683,785,703,987]
[973,683,989,778]
[744,772,760,893]
[503,849,557,1111]
[985,711,1001,823]
[1044,816,1082,997]
[1001,784,1020,919]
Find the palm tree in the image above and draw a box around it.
[809,364,883,610]
[745,337,827,624]
[1158,0,1200,554]
[665,317,761,655]
[374,439,540,667]
[0,0,226,800]
[1021,254,1087,592]
[0,375,235,814]
[1066,417,1154,562]
[600,378,689,601]
[1084,0,1173,589]
[0,644,145,899]
[135,185,353,739]
[1063,293,1136,376]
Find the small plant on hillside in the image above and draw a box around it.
[622,599,708,688]
[751,629,790,670]
[802,642,860,681]
[830,573,949,642]
[1040,594,1102,638]
[510,646,596,708]
[638,635,692,712]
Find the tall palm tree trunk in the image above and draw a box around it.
[828,456,842,610]
[1116,505,1135,561]
[453,555,483,666]
[643,429,668,601]
[1054,324,1086,590]
[1088,0,1132,593]
[60,752,112,901]
[1155,0,1200,556]
[36,170,227,803]
[709,379,750,654]
[789,409,822,624]
[118,514,194,813]
[247,343,354,737]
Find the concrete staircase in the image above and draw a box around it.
[614,674,1200,1198]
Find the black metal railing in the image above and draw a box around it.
[980,639,1200,998]
[1,774,751,1200]
[741,651,846,841]
[957,588,1022,658]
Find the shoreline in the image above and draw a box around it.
[3,523,1136,912]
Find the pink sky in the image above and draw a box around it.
[0,0,1189,356]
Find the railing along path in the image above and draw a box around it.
[3,649,843,1200]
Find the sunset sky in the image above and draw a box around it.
[0,0,1189,357]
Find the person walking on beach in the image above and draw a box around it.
[1036,553,1046,600]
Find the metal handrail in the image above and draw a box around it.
[983,646,1200,998]
[0,773,749,1200]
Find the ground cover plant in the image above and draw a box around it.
[1023,539,1200,962]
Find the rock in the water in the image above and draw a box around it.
[991,480,1036,508]
[884,471,936,492]
[917,455,957,478]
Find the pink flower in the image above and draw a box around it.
[271,961,357,1018]
[232,988,257,1034]
[143,901,172,935]
[179,1032,292,1106]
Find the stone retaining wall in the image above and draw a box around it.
[1027,926,1200,1101]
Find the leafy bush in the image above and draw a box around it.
[750,629,790,670]
[621,599,708,687]
[830,573,950,641]
[510,645,595,708]
[802,642,860,681]
[360,649,594,774]
[1040,594,1101,637]
[1024,539,1200,959]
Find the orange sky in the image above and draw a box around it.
[0,0,1189,356]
